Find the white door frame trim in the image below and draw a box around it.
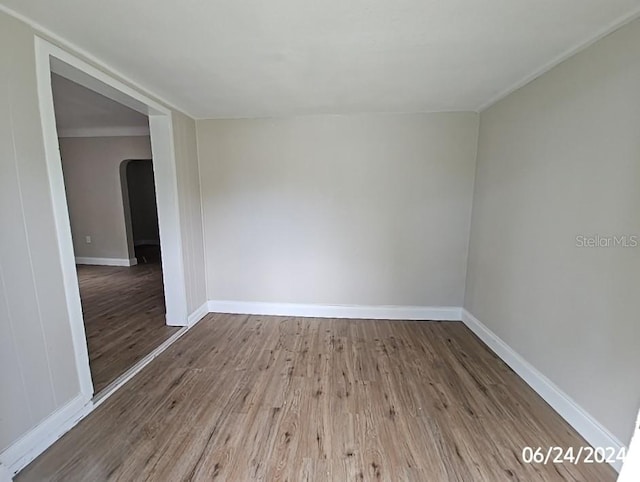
[34,37,189,400]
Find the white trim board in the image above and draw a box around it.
[35,37,95,400]
[207,300,462,321]
[0,393,92,477]
[461,309,625,472]
[75,257,137,267]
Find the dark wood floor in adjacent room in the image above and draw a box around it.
[78,261,179,393]
[18,314,615,481]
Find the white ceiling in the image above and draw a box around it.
[5,0,640,118]
[51,73,149,137]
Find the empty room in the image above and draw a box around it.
[0,1,639,481]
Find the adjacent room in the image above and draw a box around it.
[1,1,639,481]
[50,73,180,394]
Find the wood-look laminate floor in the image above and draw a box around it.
[78,262,179,393]
[18,315,615,481]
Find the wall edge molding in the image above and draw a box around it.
[207,300,462,321]
[0,393,92,477]
[461,309,625,472]
[477,5,640,111]
[75,257,137,267]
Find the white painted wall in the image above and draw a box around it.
[0,11,80,453]
[0,9,206,462]
[465,17,640,444]
[198,113,479,307]
[58,136,152,261]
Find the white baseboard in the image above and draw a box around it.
[207,300,462,321]
[187,302,209,326]
[0,393,92,477]
[75,257,137,267]
[461,309,625,472]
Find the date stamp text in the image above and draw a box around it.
[521,446,626,465]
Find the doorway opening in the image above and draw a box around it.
[36,37,189,400]
[51,74,181,394]
[122,159,162,264]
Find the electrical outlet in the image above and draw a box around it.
[85,236,92,244]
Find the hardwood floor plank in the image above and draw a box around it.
[18,315,616,481]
